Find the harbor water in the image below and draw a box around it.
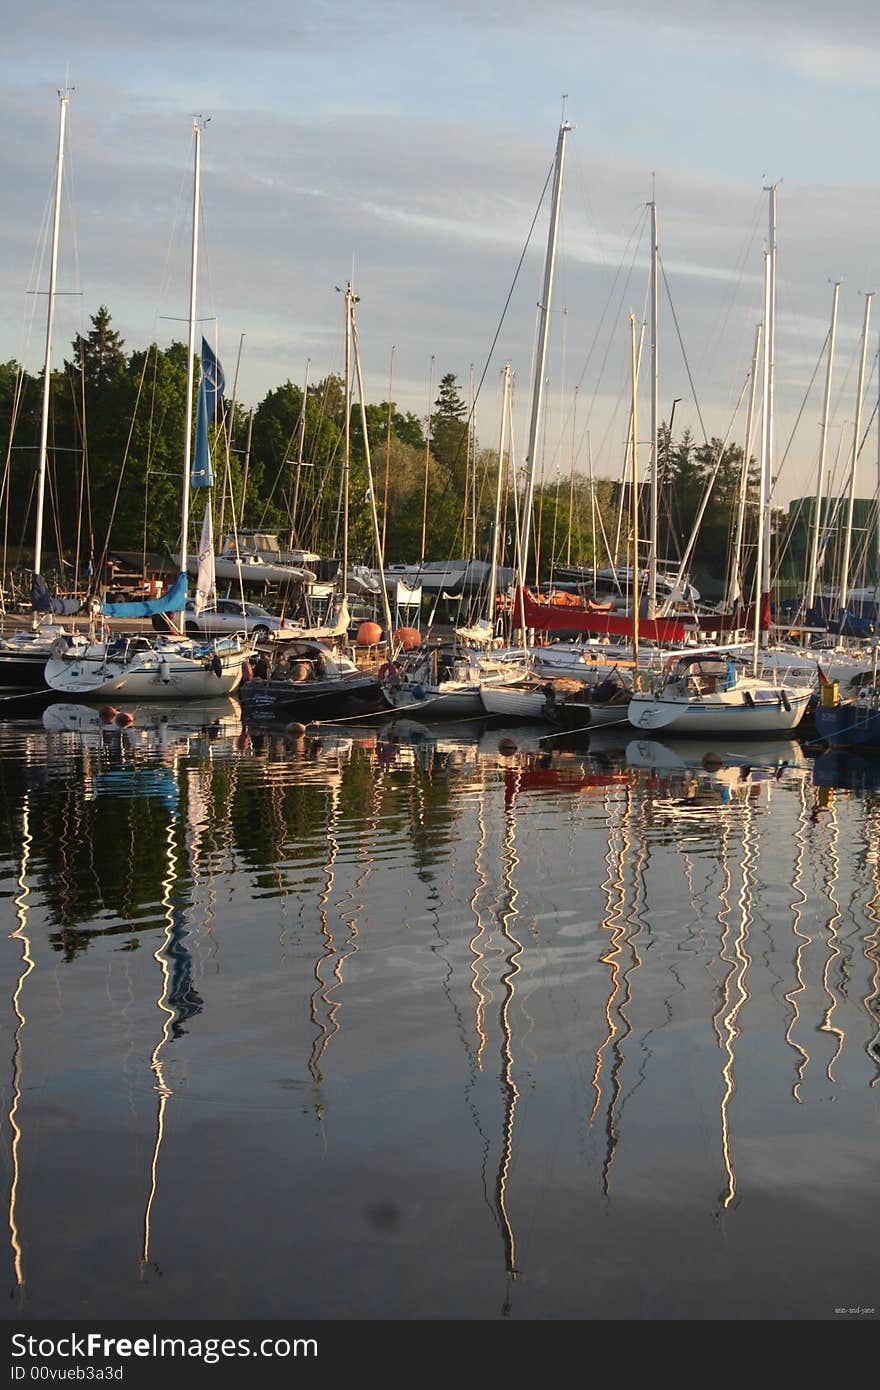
[0,699,877,1321]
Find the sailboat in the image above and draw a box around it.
[626,190,812,736]
[0,88,84,692]
[43,120,250,700]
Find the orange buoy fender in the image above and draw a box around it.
[356,621,383,647]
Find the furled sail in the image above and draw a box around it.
[31,573,83,616]
[191,339,222,613]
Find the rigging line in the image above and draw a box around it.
[93,344,155,585]
[769,328,832,499]
[580,208,649,442]
[417,160,556,530]
[659,254,710,446]
[708,190,766,405]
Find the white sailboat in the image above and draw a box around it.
[44,118,249,700]
[627,191,811,737]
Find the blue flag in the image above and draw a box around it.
[192,338,225,489]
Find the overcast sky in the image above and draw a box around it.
[2,0,879,504]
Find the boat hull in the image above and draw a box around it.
[240,674,382,723]
[479,685,549,721]
[814,700,880,749]
[627,691,811,735]
[383,684,485,718]
[44,644,245,699]
[0,627,73,691]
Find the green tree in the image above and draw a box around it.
[429,372,469,477]
[66,306,126,390]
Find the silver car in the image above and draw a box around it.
[184,599,300,643]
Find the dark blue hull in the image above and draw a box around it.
[814,700,880,749]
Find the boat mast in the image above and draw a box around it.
[33,86,70,586]
[289,359,310,549]
[754,251,771,675]
[565,388,578,568]
[179,117,203,577]
[648,194,659,616]
[420,355,434,564]
[762,183,777,609]
[838,291,873,615]
[342,283,352,600]
[727,322,762,613]
[381,346,394,558]
[630,313,640,669]
[806,281,840,610]
[518,115,571,588]
[486,363,511,629]
[350,302,394,643]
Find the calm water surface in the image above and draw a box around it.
[0,698,877,1321]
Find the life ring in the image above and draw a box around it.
[378,661,400,681]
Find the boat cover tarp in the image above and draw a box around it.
[515,588,689,643]
[101,573,188,618]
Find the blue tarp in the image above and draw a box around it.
[100,572,188,618]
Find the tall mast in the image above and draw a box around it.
[566,386,578,568]
[33,86,70,583]
[420,355,434,564]
[755,251,771,672]
[727,322,762,612]
[838,291,873,615]
[342,284,352,598]
[289,359,310,548]
[630,313,640,667]
[381,346,394,558]
[648,195,659,615]
[761,183,777,602]
[486,363,511,627]
[238,408,254,532]
[350,305,394,643]
[806,281,840,609]
[518,116,571,584]
[179,117,202,577]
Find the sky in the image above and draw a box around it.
[2,0,880,508]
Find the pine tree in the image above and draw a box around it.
[66,306,126,390]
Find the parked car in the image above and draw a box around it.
[182,599,301,643]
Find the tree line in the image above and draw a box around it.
[1,306,808,601]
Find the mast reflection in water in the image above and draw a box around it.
[0,710,878,1319]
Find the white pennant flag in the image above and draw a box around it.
[193,497,216,615]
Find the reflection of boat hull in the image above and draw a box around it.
[241,673,382,722]
[812,749,880,788]
[42,697,241,737]
[626,736,803,775]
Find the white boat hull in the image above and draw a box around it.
[479,685,549,721]
[627,690,811,735]
[44,642,245,699]
[383,683,485,718]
